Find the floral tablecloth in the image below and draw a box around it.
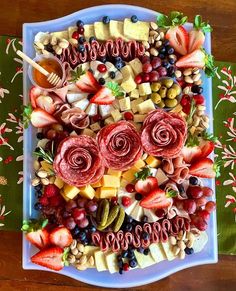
[0,36,235,255]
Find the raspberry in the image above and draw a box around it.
[122,196,131,207]
[123,263,129,271]
[39,196,49,206]
[49,195,64,207]
[44,184,60,198]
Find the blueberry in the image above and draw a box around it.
[128,248,135,259]
[185,247,194,255]
[34,184,42,191]
[44,44,54,53]
[166,46,174,55]
[141,215,148,223]
[163,40,170,46]
[159,53,165,59]
[189,176,199,186]
[109,71,116,79]
[89,36,96,43]
[117,255,123,262]
[177,183,185,194]
[88,225,96,233]
[71,226,80,238]
[124,223,133,232]
[129,259,137,268]
[135,193,142,201]
[34,202,42,211]
[35,147,40,152]
[78,45,85,53]
[119,267,123,274]
[192,85,203,94]
[131,15,138,23]
[169,58,176,65]
[167,66,175,75]
[115,61,123,70]
[36,132,44,139]
[100,56,107,63]
[122,250,128,258]
[102,16,110,24]
[78,231,86,241]
[98,78,106,85]
[76,20,84,27]
[83,239,89,245]
[137,247,144,253]
[78,36,86,44]
[35,190,42,198]
[162,60,169,67]
[125,216,133,224]
[159,46,166,54]
[115,56,122,62]
[118,260,123,268]
[141,231,149,240]
[143,248,150,255]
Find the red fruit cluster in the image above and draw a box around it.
[39,184,64,207]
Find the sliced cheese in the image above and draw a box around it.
[123,19,149,41]
[146,156,162,168]
[100,187,117,199]
[79,185,95,199]
[129,58,143,76]
[109,20,129,41]
[106,252,119,274]
[72,98,90,111]
[81,128,96,138]
[85,103,98,116]
[143,208,158,223]
[99,104,115,119]
[130,204,144,221]
[122,200,138,216]
[94,250,108,272]
[84,24,95,40]
[94,22,110,41]
[137,99,155,114]
[149,243,167,263]
[66,92,88,103]
[134,250,156,268]
[102,175,120,188]
[161,241,176,261]
[111,109,122,122]
[119,97,131,111]
[51,30,69,39]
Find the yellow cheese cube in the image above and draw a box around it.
[107,169,122,177]
[63,184,80,199]
[131,97,144,113]
[100,187,117,199]
[120,65,134,79]
[137,99,155,114]
[90,122,101,132]
[170,104,183,113]
[110,109,122,122]
[60,190,70,202]
[84,24,95,40]
[40,161,54,173]
[129,89,139,99]
[81,128,96,137]
[133,114,146,123]
[124,19,149,41]
[120,178,129,188]
[79,185,95,199]
[129,58,143,76]
[51,30,69,39]
[94,22,110,41]
[102,175,120,188]
[146,156,162,168]
[122,168,137,183]
[54,176,64,189]
[95,188,100,199]
[134,159,146,170]
[91,180,102,188]
[120,76,136,93]
[138,83,152,96]
[119,97,131,111]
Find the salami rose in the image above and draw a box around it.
[97,121,142,171]
[141,109,187,158]
[53,136,104,187]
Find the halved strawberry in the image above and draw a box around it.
[90,87,115,105]
[189,157,216,178]
[31,246,65,271]
[188,30,205,53]
[181,145,202,164]
[35,96,55,114]
[31,108,58,128]
[29,86,44,108]
[193,94,205,105]
[176,49,205,68]
[166,26,189,55]
[139,188,172,209]
[199,139,214,158]
[135,177,158,196]
[76,71,101,93]
[49,226,73,248]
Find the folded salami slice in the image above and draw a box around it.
[97,121,142,171]
[53,135,104,187]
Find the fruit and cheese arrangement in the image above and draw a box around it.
[22,11,218,275]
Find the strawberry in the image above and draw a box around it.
[35,95,55,114]
[49,195,64,207]
[76,71,101,93]
[134,167,158,195]
[31,108,58,128]
[44,184,60,198]
[176,49,205,69]
[193,94,205,105]
[199,139,214,158]
[90,82,124,105]
[49,226,73,248]
[139,188,174,209]
[181,145,202,164]
[22,219,50,250]
[29,86,44,108]
[31,246,65,271]
[189,158,216,178]
[166,26,189,55]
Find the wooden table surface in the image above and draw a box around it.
[0,0,236,290]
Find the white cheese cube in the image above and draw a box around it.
[120,75,137,93]
[114,71,123,84]
[109,20,129,41]
[137,99,155,114]
[120,65,135,79]
[119,97,131,111]
[79,62,90,72]
[106,253,119,274]
[123,19,149,41]
[66,92,88,103]
[81,128,96,137]
[94,251,107,272]
[134,250,156,268]
[99,105,115,119]
[161,241,176,261]
[94,22,110,41]
[90,122,101,132]
[129,89,139,99]
[129,58,143,76]
[105,61,117,73]
[138,83,152,96]
[104,117,114,125]
[131,97,144,113]
[72,98,90,111]
[84,24,95,40]
[133,114,146,123]
[85,103,98,116]
[111,109,122,122]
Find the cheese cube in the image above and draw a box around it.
[40,161,54,173]
[51,30,68,39]
[99,187,117,199]
[124,19,149,41]
[104,117,114,125]
[111,109,122,122]
[79,185,95,199]
[119,97,131,111]
[155,168,169,185]
[94,250,108,272]
[120,76,136,93]
[70,131,78,136]
[122,168,137,182]
[120,178,129,188]
[138,83,152,96]
[102,175,120,188]
[63,184,80,199]
[131,97,144,113]
[99,104,115,119]
[95,188,100,199]
[170,104,183,113]
[60,190,70,202]
[134,159,146,170]
[137,99,155,114]
[84,24,95,40]
[107,169,122,177]
[54,176,64,189]
[133,114,146,123]
[106,252,119,274]
[133,122,142,131]
[146,156,162,168]
[129,58,143,76]
[85,103,98,116]
[94,22,110,41]
[129,89,139,99]
[73,98,89,111]
[120,65,135,79]
[90,122,101,132]
[81,128,96,137]
[91,180,102,188]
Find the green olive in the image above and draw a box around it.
[151,93,161,104]
[167,88,177,99]
[171,84,181,95]
[165,98,178,108]
[151,82,161,92]
[162,78,174,88]
[157,100,165,108]
[159,86,167,98]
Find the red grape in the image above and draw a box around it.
[202,187,213,197]
[197,210,210,220]
[151,57,161,69]
[72,31,80,40]
[141,55,150,64]
[183,199,197,214]
[64,217,76,230]
[142,62,152,73]
[134,74,142,84]
[62,211,71,218]
[97,64,107,73]
[187,186,203,199]
[77,217,89,228]
[86,200,98,213]
[155,208,165,218]
[196,196,207,207]
[149,71,160,82]
[65,200,77,211]
[124,112,134,121]
[122,196,131,207]
[46,129,57,140]
[111,196,118,205]
[142,73,150,82]
[77,198,87,208]
[157,66,167,77]
[191,216,208,231]
[205,201,216,213]
[72,208,86,222]
[126,184,135,193]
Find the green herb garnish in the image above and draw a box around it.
[134,167,152,180]
[157,11,188,28]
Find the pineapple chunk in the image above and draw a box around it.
[120,178,129,188]
[63,184,80,199]
[146,156,162,168]
[137,99,155,114]
[99,187,117,199]
[79,185,95,199]
[102,175,120,188]
[107,169,122,177]
[40,161,54,173]
[120,76,136,93]
[129,58,143,76]
[95,188,100,199]
[134,159,146,170]
[54,176,64,189]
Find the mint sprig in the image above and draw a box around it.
[157,11,188,28]
[69,66,85,82]
[106,82,124,97]
[22,104,33,129]
[134,167,152,181]
[194,15,212,34]
[204,50,216,77]
[21,219,48,233]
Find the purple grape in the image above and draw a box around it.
[77,217,89,228]
[157,66,167,77]
[86,200,98,213]
[65,200,77,211]
[65,217,76,230]
[77,198,87,208]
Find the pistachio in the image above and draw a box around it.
[142,41,150,49]
[71,248,79,256]
[76,263,87,270]
[187,232,195,241]
[148,36,155,44]
[34,41,44,50]
[197,110,205,116]
[75,252,83,259]
[33,160,40,171]
[70,240,77,250]
[68,254,76,264]
[172,245,180,256]
[41,178,50,185]
[37,170,48,178]
[184,76,194,84]
[197,105,206,111]
[144,51,150,57]
[149,30,158,36]
[189,126,196,135]
[150,22,158,30]
[31,177,40,187]
[183,68,192,76]
[196,126,204,132]
[42,49,51,55]
[175,70,182,78]
[55,46,63,55]
[155,40,162,48]
[179,250,185,260]
[50,36,58,45]
[201,121,209,129]
[88,256,95,266]
[192,68,200,75]
[69,38,78,46]
[192,73,201,82]
[183,86,191,95]
[58,38,69,49]
[79,255,87,266]
[77,243,85,253]
[154,34,161,41]
[177,240,186,251]
[159,31,165,39]
[193,116,200,127]
[42,35,50,45]
[194,79,202,85]
[186,240,194,248]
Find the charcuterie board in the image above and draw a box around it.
[22,5,217,288]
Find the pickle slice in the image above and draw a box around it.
[113,207,125,232]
